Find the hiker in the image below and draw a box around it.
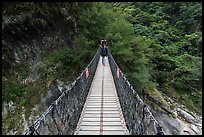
[100,40,108,66]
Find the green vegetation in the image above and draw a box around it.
[37,47,93,82]
[3,80,26,102]
[74,2,202,114]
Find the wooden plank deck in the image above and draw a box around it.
[74,56,129,135]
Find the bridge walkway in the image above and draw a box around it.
[74,56,129,135]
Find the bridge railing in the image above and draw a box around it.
[108,49,165,135]
[24,49,100,135]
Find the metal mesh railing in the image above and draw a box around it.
[24,49,100,135]
[108,49,165,135]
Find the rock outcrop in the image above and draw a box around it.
[151,103,202,135]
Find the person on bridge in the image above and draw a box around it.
[100,40,108,66]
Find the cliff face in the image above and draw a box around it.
[2,5,77,78]
[2,3,83,135]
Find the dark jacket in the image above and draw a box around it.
[101,47,108,56]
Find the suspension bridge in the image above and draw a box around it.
[24,48,165,135]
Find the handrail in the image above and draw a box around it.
[107,49,165,135]
[24,48,100,135]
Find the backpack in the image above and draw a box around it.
[101,47,107,56]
